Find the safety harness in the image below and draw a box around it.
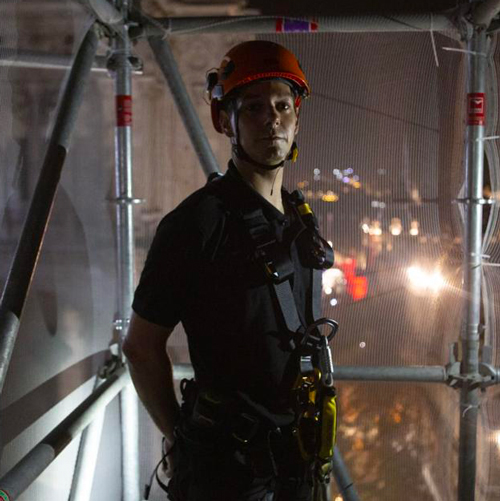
[237,185,339,499]
[145,172,339,500]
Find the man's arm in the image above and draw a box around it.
[123,312,180,447]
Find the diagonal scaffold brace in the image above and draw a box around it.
[0,24,100,402]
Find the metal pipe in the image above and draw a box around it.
[0,25,99,395]
[68,376,106,501]
[0,368,130,500]
[0,49,109,72]
[472,0,500,29]
[458,25,487,501]
[173,363,195,380]
[172,364,448,383]
[332,365,448,382]
[138,13,458,37]
[148,38,220,178]
[74,0,123,26]
[331,446,361,501]
[118,386,139,501]
[87,0,123,25]
[111,6,136,350]
[110,1,141,499]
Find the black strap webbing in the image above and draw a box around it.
[273,280,304,334]
[239,205,316,337]
[311,269,323,322]
[208,174,325,338]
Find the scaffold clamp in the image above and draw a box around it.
[446,361,499,389]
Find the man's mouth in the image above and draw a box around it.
[261,136,285,141]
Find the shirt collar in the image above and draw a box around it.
[226,160,289,222]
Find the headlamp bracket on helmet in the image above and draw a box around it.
[206,70,225,101]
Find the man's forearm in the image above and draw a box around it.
[127,350,180,445]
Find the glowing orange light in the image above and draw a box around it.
[322,190,339,202]
[350,276,368,301]
[353,437,364,450]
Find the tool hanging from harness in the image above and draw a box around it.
[238,187,339,500]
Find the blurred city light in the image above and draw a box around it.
[369,221,382,236]
[322,268,345,295]
[407,265,445,294]
[409,220,419,236]
[322,190,339,202]
[390,218,402,236]
[494,430,500,448]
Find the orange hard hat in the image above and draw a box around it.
[207,40,311,133]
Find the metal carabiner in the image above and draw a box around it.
[301,318,338,387]
[301,317,339,347]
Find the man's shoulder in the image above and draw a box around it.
[158,175,235,239]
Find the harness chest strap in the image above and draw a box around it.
[239,192,331,339]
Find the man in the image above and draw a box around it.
[123,40,334,501]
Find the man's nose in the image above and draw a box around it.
[264,106,280,127]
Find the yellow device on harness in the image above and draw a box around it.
[293,318,339,486]
[294,368,338,469]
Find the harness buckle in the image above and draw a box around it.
[231,413,260,444]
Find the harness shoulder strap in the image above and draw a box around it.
[238,205,304,336]
[207,175,331,340]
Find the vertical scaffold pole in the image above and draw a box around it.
[110,2,140,499]
[458,26,487,501]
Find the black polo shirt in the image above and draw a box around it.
[132,162,313,421]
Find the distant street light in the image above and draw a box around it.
[407,265,445,294]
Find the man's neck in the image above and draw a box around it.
[233,157,285,213]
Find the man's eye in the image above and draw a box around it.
[278,103,291,110]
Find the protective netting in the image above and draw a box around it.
[253,31,467,500]
[2,1,500,499]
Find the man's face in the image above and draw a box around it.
[232,80,299,167]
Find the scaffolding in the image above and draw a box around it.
[0,0,499,499]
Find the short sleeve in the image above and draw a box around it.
[132,207,203,328]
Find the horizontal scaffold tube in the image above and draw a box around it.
[0,49,109,72]
[332,365,448,382]
[138,13,458,37]
[173,364,449,383]
[0,367,130,500]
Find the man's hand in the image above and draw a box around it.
[162,438,178,478]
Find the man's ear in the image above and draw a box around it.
[294,113,300,137]
[219,110,235,138]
